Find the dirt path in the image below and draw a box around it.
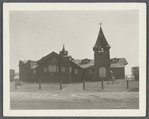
[10,91,139,109]
[10,80,139,109]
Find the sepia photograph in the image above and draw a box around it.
[3,3,146,116]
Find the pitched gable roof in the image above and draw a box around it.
[36,52,70,64]
[118,58,128,65]
[110,58,128,68]
[110,63,125,68]
[73,58,128,69]
[31,63,39,69]
[72,59,94,69]
[32,51,128,69]
[111,58,128,65]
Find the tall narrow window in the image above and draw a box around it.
[44,67,47,73]
[70,67,72,73]
[89,69,92,74]
[61,67,65,73]
[74,69,78,74]
[33,69,36,74]
[48,65,57,72]
[57,66,59,73]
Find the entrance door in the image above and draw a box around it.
[99,67,106,78]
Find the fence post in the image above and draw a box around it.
[102,80,103,89]
[60,81,62,90]
[127,80,129,89]
[39,80,41,90]
[83,80,85,90]
[15,81,17,90]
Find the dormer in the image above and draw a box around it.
[80,58,91,64]
[110,58,119,64]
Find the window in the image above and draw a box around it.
[38,69,41,74]
[61,67,65,73]
[57,66,59,73]
[89,69,92,74]
[70,67,72,73]
[74,69,78,74]
[44,67,47,73]
[48,65,57,72]
[33,69,36,74]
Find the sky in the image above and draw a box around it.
[10,10,139,75]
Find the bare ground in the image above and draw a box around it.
[10,80,139,109]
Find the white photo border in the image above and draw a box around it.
[3,3,146,117]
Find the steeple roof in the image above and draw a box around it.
[62,45,66,53]
[93,27,110,51]
[59,45,68,56]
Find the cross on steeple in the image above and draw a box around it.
[62,44,65,52]
[93,23,111,52]
[99,22,102,27]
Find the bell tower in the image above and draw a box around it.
[92,25,111,81]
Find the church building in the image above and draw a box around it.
[19,26,128,83]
